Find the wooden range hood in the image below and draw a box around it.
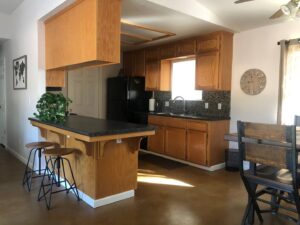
[45,0,121,87]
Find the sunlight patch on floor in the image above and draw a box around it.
[137,172,194,187]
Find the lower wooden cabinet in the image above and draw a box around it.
[148,125,165,154]
[147,115,229,167]
[165,127,186,160]
[186,130,207,165]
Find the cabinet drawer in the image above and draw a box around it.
[148,115,166,126]
[187,121,207,131]
[165,117,186,129]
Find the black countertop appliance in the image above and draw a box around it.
[106,76,151,149]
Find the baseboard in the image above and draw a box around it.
[81,190,135,208]
[140,149,225,172]
[5,146,30,167]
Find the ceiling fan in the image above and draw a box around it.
[234,0,300,19]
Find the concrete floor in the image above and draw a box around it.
[0,148,294,225]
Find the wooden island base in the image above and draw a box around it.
[30,119,155,208]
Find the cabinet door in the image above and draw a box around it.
[134,50,145,76]
[160,44,177,59]
[187,130,207,165]
[196,51,219,90]
[176,39,196,57]
[123,52,134,76]
[165,127,186,160]
[145,47,160,62]
[148,126,165,154]
[197,36,220,53]
[145,61,160,91]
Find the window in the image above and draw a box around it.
[279,42,300,125]
[171,59,202,100]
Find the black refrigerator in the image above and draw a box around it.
[106,76,151,149]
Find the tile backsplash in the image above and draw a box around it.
[153,90,230,118]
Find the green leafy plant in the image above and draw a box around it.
[34,92,72,123]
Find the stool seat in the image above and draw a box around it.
[43,148,77,156]
[25,142,56,149]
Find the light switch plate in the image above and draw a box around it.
[218,103,222,110]
[205,102,209,109]
[165,101,169,107]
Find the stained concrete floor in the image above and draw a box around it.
[0,148,294,225]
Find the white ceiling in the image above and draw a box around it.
[0,0,23,14]
[122,0,296,50]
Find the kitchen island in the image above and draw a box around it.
[29,115,155,208]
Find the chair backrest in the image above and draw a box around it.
[295,115,300,126]
[237,121,296,171]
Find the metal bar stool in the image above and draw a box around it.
[23,142,57,191]
[38,148,80,209]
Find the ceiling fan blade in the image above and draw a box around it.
[269,9,284,19]
[234,0,254,4]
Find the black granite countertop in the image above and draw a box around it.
[148,112,230,121]
[29,115,155,137]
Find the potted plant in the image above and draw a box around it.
[34,92,72,123]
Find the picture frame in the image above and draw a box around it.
[13,55,27,90]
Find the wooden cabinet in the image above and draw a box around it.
[145,60,171,91]
[160,44,177,59]
[148,115,229,167]
[123,51,134,76]
[196,51,219,90]
[45,0,120,70]
[195,31,233,91]
[122,30,232,91]
[148,126,165,154]
[165,127,186,160]
[177,38,196,57]
[145,47,160,62]
[197,35,220,53]
[145,61,160,90]
[134,50,145,76]
[46,70,66,87]
[123,50,145,76]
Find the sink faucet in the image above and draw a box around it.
[172,96,186,114]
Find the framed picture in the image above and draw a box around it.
[13,55,27,90]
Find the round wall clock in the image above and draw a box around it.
[240,69,266,95]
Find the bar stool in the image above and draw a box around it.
[38,148,80,209]
[23,141,57,191]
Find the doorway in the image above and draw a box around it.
[0,56,6,147]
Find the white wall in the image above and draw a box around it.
[230,20,300,140]
[1,0,71,161]
[0,12,11,39]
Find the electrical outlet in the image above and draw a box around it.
[165,101,170,107]
[218,103,222,110]
[205,102,209,109]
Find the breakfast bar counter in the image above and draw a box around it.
[29,115,155,208]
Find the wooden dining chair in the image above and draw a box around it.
[237,121,300,225]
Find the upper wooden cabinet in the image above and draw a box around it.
[123,51,134,76]
[160,44,177,59]
[197,34,220,53]
[45,0,121,70]
[123,50,145,77]
[145,60,171,91]
[195,31,233,91]
[176,38,196,57]
[134,50,145,76]
[122,30,233,91]
[46,70,66,87]
[196,51,219,90]
[145,47,160,62]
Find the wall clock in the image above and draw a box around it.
[240,69,266,95]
